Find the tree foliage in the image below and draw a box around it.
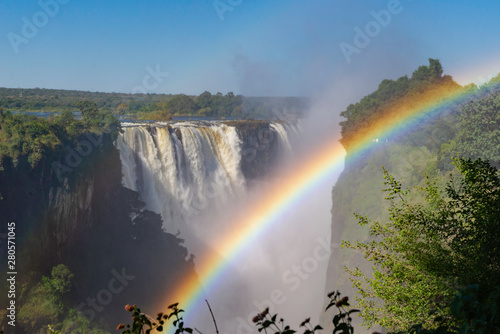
[16,264,110,334]
[343,158,500,331]
[339,59,462,151]
[0,87,307,119]
[0,100,121,168]
[18,265,72,332]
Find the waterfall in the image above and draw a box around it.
[116,120,304,333]
[116,121,295,233]
[115,120,338,334]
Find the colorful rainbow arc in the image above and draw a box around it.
[161,85,473,333]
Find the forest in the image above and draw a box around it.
[0,101,120,169]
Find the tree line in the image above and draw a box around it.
[0,88,308,120]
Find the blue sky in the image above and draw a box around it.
[1,0,500,99]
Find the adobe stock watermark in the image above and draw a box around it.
[8,0,71,54]
[233,236,337,334]
[340,0,409,64]
[213,0,242,21]
[76,267,135,322]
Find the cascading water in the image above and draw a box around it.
[115,120,330,334]
[117,122,251,233]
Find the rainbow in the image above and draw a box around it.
[160,82,482,333]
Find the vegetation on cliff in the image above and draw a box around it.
[0,101,120,168]
[15,264,110,333]
[339,59,462,151]
[343,159,500,330]
[0,106,197,333]
[326,59,500,332]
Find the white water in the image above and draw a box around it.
[115,120,334,334]
[117,122,249,234]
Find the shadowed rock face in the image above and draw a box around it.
[229,121,282,181]
[0,133,197,333]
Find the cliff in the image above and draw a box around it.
[0,132,197,333]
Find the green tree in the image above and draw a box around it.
[57,109,75,127]
[18,265,73,332]
[58,309,111,334]
[45,264,74,295]
[339,59,461,151]
[343,158,500,331]
[210,92,224,115]
[412,58,443,82]
[196,91,212,109]
[167,94,198,115]
[75,100,99,122]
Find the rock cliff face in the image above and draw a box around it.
[0,133,197,332]
[228,120,293,181]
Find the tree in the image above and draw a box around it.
[46,264,74,295]
[166,94,198,115]
[18,265,74,332]
[196,91,212,109]
[411,58,443,82]
[339,59,460,151]
[117,102,129,116]
[56,109,75,127]
[74,100,99,122]
[343,158,500,331]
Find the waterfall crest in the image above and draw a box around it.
[116,121,295,232]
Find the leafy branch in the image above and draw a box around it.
[116,303,193,334]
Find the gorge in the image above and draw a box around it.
[1,118,336,334]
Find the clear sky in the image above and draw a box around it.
[1,0,500,99]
